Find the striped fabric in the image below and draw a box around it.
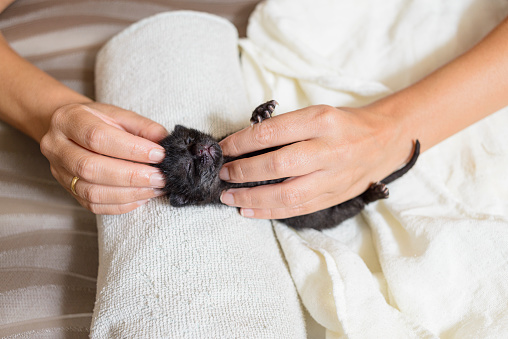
[0,1,259,337]
[0,0,258,98]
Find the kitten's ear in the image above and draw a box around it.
[170,194,190,207]
[174,125,186,133]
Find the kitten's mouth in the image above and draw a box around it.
[198,146,216,161]
[201,144,221,161]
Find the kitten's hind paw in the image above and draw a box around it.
[362,182,389,203]
[250,100,278,125]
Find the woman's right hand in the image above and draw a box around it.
[40,102,169,214]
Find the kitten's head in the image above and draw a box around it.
[156,125,223,206]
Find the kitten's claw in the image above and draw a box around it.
[374,183,390,199]
[250,100,278,125]
[373,182,390,199]
[361,182,389,203]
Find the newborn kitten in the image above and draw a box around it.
[155,101,420,230]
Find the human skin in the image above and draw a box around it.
[1,0,507,216]
[218,16,508,220]
[0,0,168,214]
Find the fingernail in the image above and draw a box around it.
[154,189,166,197]
[149,148,165,162]
[219,167,230,181]
[150,172,166,187]
[240,208,254,217]
[220,191,235,205]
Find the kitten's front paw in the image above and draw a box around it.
[250,100,278,125]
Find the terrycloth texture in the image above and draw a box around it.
[0,1,260,337]
[239,0,508,338]
[91,11,306,338]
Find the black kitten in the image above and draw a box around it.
[155,100,420,230]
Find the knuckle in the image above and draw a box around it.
[39,134,51,157]
[82,185,100,203]
[75,155,95,181]
[269,154,288,177]
[228,163,246,182]
[68,103,88,114]
[236,190,255,207]
[281,187,304,207]
[128,142,144,159]
[225,137,241,157]
[52,103,81,127]
[50,106,66,127]
[127,169,139,187]
[315,105,339,127]
[254,122,277,147]
[84,125,105,151]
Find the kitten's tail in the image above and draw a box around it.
[381,140,420,184]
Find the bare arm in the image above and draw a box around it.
[0,18,168,214]
[0,33,91,142]
[372,16,508,153]
[218,17,508,219]
[0,0,15,13]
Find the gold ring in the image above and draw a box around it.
[70,176,80,196]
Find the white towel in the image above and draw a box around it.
[239,0,508,338]
[91,11,306,338]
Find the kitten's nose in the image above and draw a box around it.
[192,144,213,157]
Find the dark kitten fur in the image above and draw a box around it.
[155,101,420,230]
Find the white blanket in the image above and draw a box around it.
[239,0,508,338]
[91,12,306,338]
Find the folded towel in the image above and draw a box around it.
[239,0,508,337]
[91,11,306,338]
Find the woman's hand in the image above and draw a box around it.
[40,102,168,214]
[218,104,414,219]
[217,16,508,221]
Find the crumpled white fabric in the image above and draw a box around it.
[240,0,508,338]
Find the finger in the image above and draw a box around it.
[220,140,328,183]
[53,143,166,188]
[219,106,327,157]
[81,199,151,215]
[58,168,165,204]
[238,193,336,220]
[49,164,153,214]
[220,171,330,209]
[89,104,169,142]
[57,105,166,164]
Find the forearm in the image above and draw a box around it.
[0,33,92,142]
[371,17,508,154]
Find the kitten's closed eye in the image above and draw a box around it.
[155,124,224,206]
[185,161,195,182]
